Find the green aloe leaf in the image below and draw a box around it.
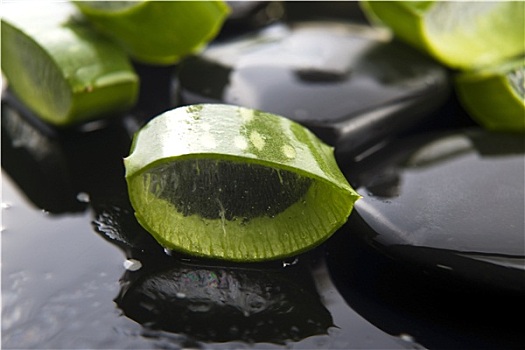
[361,1,525,69]
[455,57,525,132]
[124,104,360,261]
[1,2,139,126]
[73,1,230,65]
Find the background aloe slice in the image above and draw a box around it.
[125,104,360,261]
[361,1,525,69]
[74,1,230,65]
[1,2,139,126]
[455,57,525,132]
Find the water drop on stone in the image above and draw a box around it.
[399,333,416,343]
[282,257,299,267]
[123,259,142,271]
[76,192,90,203]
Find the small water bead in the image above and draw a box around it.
[164,248,175,256]
[76,192,90,203]
[123,259,142,272]
[282,257,299,268]
[399,333,415,343]
[1,202,12,209]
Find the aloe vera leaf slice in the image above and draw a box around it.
[1,2,139,126]
[455,57,525,132]
[124,104,360,262]
[73,1,230,65]
[361,1,525,69]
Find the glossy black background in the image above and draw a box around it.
[2,2,523,349]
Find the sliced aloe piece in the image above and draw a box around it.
[361,1,525,69]
[455,57,525,132]
[124,104,360,261]
[1,2,139,126]
[74,1,230,65]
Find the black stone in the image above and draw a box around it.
[345,128,525,293]
[115,260,333,344]
[175,21,451,157]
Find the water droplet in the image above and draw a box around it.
[282,257,299,267]
[399,333,415,343]
[76,192,90,203]
[175,292,186,299]
[1,202,12,209]
[123,259,142,271]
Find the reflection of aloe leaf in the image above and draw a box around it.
[349,129,525,198]
[115,263,333,344]
[1,99,84,213]
[1,92,135,213]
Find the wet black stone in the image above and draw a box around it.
[175,21,451,157]
[148,159,311,221]
[115,260,333,344]
[345,128,525,293]
[326,221,525,350]
[219,1,285,37]
[1,94,132,214]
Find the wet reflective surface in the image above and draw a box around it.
[2,3,524,349]
[345,129,525,293]
[176,21,450,156]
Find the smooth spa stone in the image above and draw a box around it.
[175,21,451,157]
[1,94,133,214]
[115,258,333,344]
[344,128,525,293]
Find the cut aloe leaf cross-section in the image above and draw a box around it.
[74,1,230,65]
[1,2,139,126]
[455,57,525,132]
[361,1,525,69]
[124,104,360,262]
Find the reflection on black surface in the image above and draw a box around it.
[282,1,369,23]
[2,97,84,213]
[116,259,333,344]
[326,222,525,350]
[176,21,450,157]
[348,128,525,193]
[345,129,525,290]
[1,92,133,213]
[329,128,525,348]
[220,1,284,37]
